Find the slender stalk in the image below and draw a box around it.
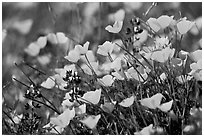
[25,96,60,115]
[143,2,157,17]
[3,111,17,126]
[115,43,146,69]
[14,63,36,86]
[12,78,30,88]
[41,95,60,115]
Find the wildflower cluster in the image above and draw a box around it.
[4,7,202,135]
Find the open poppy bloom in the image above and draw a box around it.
[41,77,55,89]
[105,21,123,33]
[147,15,174,32]
[80,114,101,129]
[177,17,195,35]
[119,95,135,107]
[150,47,175,63]
[98,74,115,87]
[78,89,101,105]
[64,49,80,63]
[50,108,75,128]
[140,93,173,112]
[74,41,89,55]
[97,41,115,56]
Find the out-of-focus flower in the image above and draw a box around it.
[189,50,202,62]
[24,42,41,57]
[190,16,202,35]
[124,2,143,11]
[105,21,123,33]
[47,32,68,45]
[12,19,33,35]
[37,54,51,65]
[2,29,7,42]
[108,9,125,22]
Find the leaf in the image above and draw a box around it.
[56,32,68,44]
[158,100,173,112]
[140,93,164,109]
[99,75,114,86]
[24,42,41,56]
[78,89,101,104]
[105,21,123,33]
[64,49,80,63]
[41,77,55,89]
[2,29,7,42]
[177,19,195,34]
[80,114,101,129]
[119,96,135,107]
[50,108,75,128]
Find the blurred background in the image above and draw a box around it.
[2,2,202,115]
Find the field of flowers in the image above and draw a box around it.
[2,2,202,135]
